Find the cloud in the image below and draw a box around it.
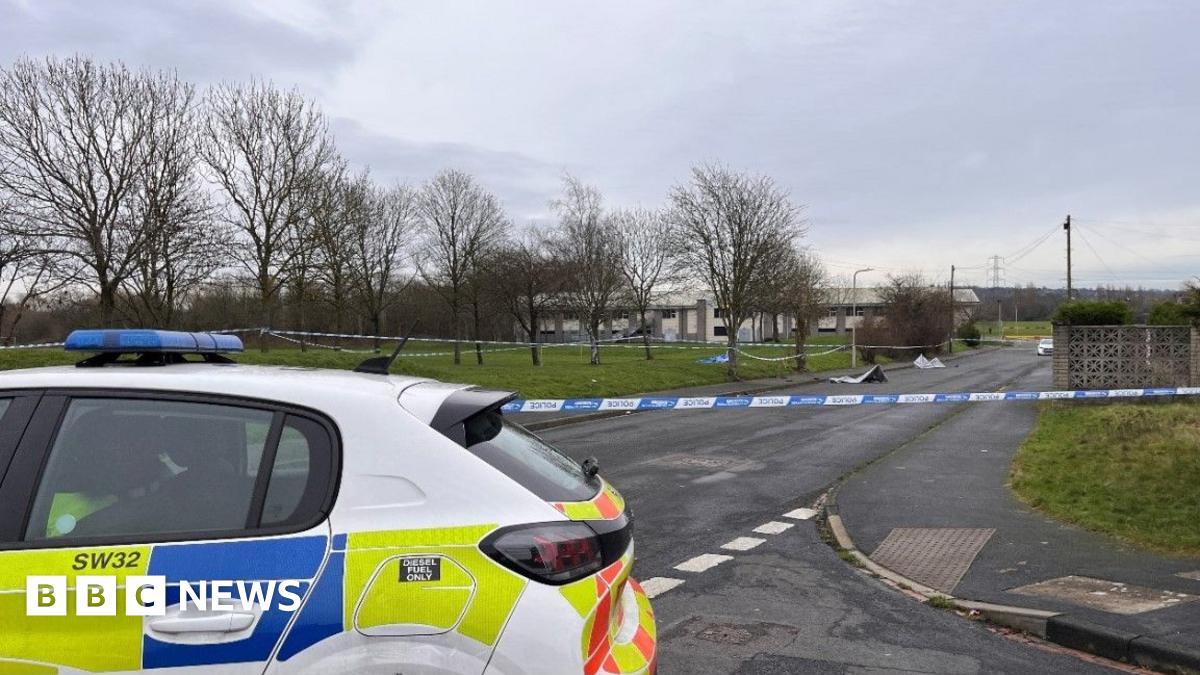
[0,0,358,87]
[329,117,565,222]
[1,0,1198,288]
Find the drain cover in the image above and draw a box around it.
[870,528,995,593]
[1010,576,1197,615]
[696,624,754,645]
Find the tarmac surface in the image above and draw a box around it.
[539,347,1122,674]
[837,353,1200,654]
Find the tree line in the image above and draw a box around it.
[0,56,828,377]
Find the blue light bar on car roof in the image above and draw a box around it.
[65,329,244,353]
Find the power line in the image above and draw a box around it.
[1083,221,1200,244]
[1004,225,1059,265]
[1077,224,1159,267]
[1073,227,1121,284]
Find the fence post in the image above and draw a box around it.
[1052,323,1069,389]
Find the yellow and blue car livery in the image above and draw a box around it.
[0,330,654,675]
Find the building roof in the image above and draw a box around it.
[823,288,981,306]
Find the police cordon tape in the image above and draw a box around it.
[499,386,1200,413]
[224,327,974,352]
[0,328,1012,357]
[0,340,66,350]
[227,327,1014,353]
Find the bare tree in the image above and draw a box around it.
[669,163,804,378]
[311,166,368,334]
[858,273,953,361]
[121,76,225,327]
[774,249,828,371]
[551,174,625,365]
[350,182,418,346]
[0,194,71,341]
[464,251,494,365]
[0,57,186,324]
[288,160,349,340]
[199,79,335,339]
[490,227,561,365]
[612,207,675,360]
[417,169,508,365]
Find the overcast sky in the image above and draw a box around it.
[3,0,1198,289]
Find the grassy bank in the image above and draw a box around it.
[1011,401,1200,556]
[0,334,865,399]
[978,320,1052,338]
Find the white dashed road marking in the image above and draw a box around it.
[782,508,817,520]
[640,577,685,598]
[721,537,766,551]
[754,521,795,535]
[675,553,734,573]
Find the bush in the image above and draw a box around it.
[1148,301,1191,326]
[1053,300,1132,326]
[956,322,981,347]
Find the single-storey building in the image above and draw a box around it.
[818,288,981,334]
[530,288,981,343]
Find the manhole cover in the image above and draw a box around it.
[870,528,994,593]
[697,624,754,645]
[1010,576,1197,615]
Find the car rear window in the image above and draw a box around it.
[463,410,598,503]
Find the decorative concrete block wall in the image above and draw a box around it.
[1052,324,1070,389]
[1052,324,1194,390]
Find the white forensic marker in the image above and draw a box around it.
[674,553,734,573]
[782,508,817,521]
[754,521,795,535]
[640,577,685,598]
[721,537,766,551]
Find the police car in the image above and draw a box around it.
[0,330,655,675]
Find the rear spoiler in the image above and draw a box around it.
[430,387,518,445]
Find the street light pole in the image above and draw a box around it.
[949,265,956,354]
[851,267,873,368]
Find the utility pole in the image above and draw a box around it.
[948,265,956,354]
[1064,214,1073,300]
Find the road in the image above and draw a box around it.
[539,347,1116,674]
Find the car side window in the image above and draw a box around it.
[260,415,329,528]
[22,393,328,540]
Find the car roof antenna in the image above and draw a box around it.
[354,323,418,375]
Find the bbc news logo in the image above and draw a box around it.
[26,576,304,616]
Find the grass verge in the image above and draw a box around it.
[978,320,1053,338]
[0,335,872,399]
[1011,401,1200,556]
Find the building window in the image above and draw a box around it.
[614,311,629,320]
[660,309,677,319]
[854,307,866,317]
[714,308,725,318]
[828,307,839,317]
[713,325,728,336]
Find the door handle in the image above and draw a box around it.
[149,611,256,634]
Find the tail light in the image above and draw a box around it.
[482,522,603,584]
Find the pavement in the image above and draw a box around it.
[535,347,1123,673]
[836,351,1200,672]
